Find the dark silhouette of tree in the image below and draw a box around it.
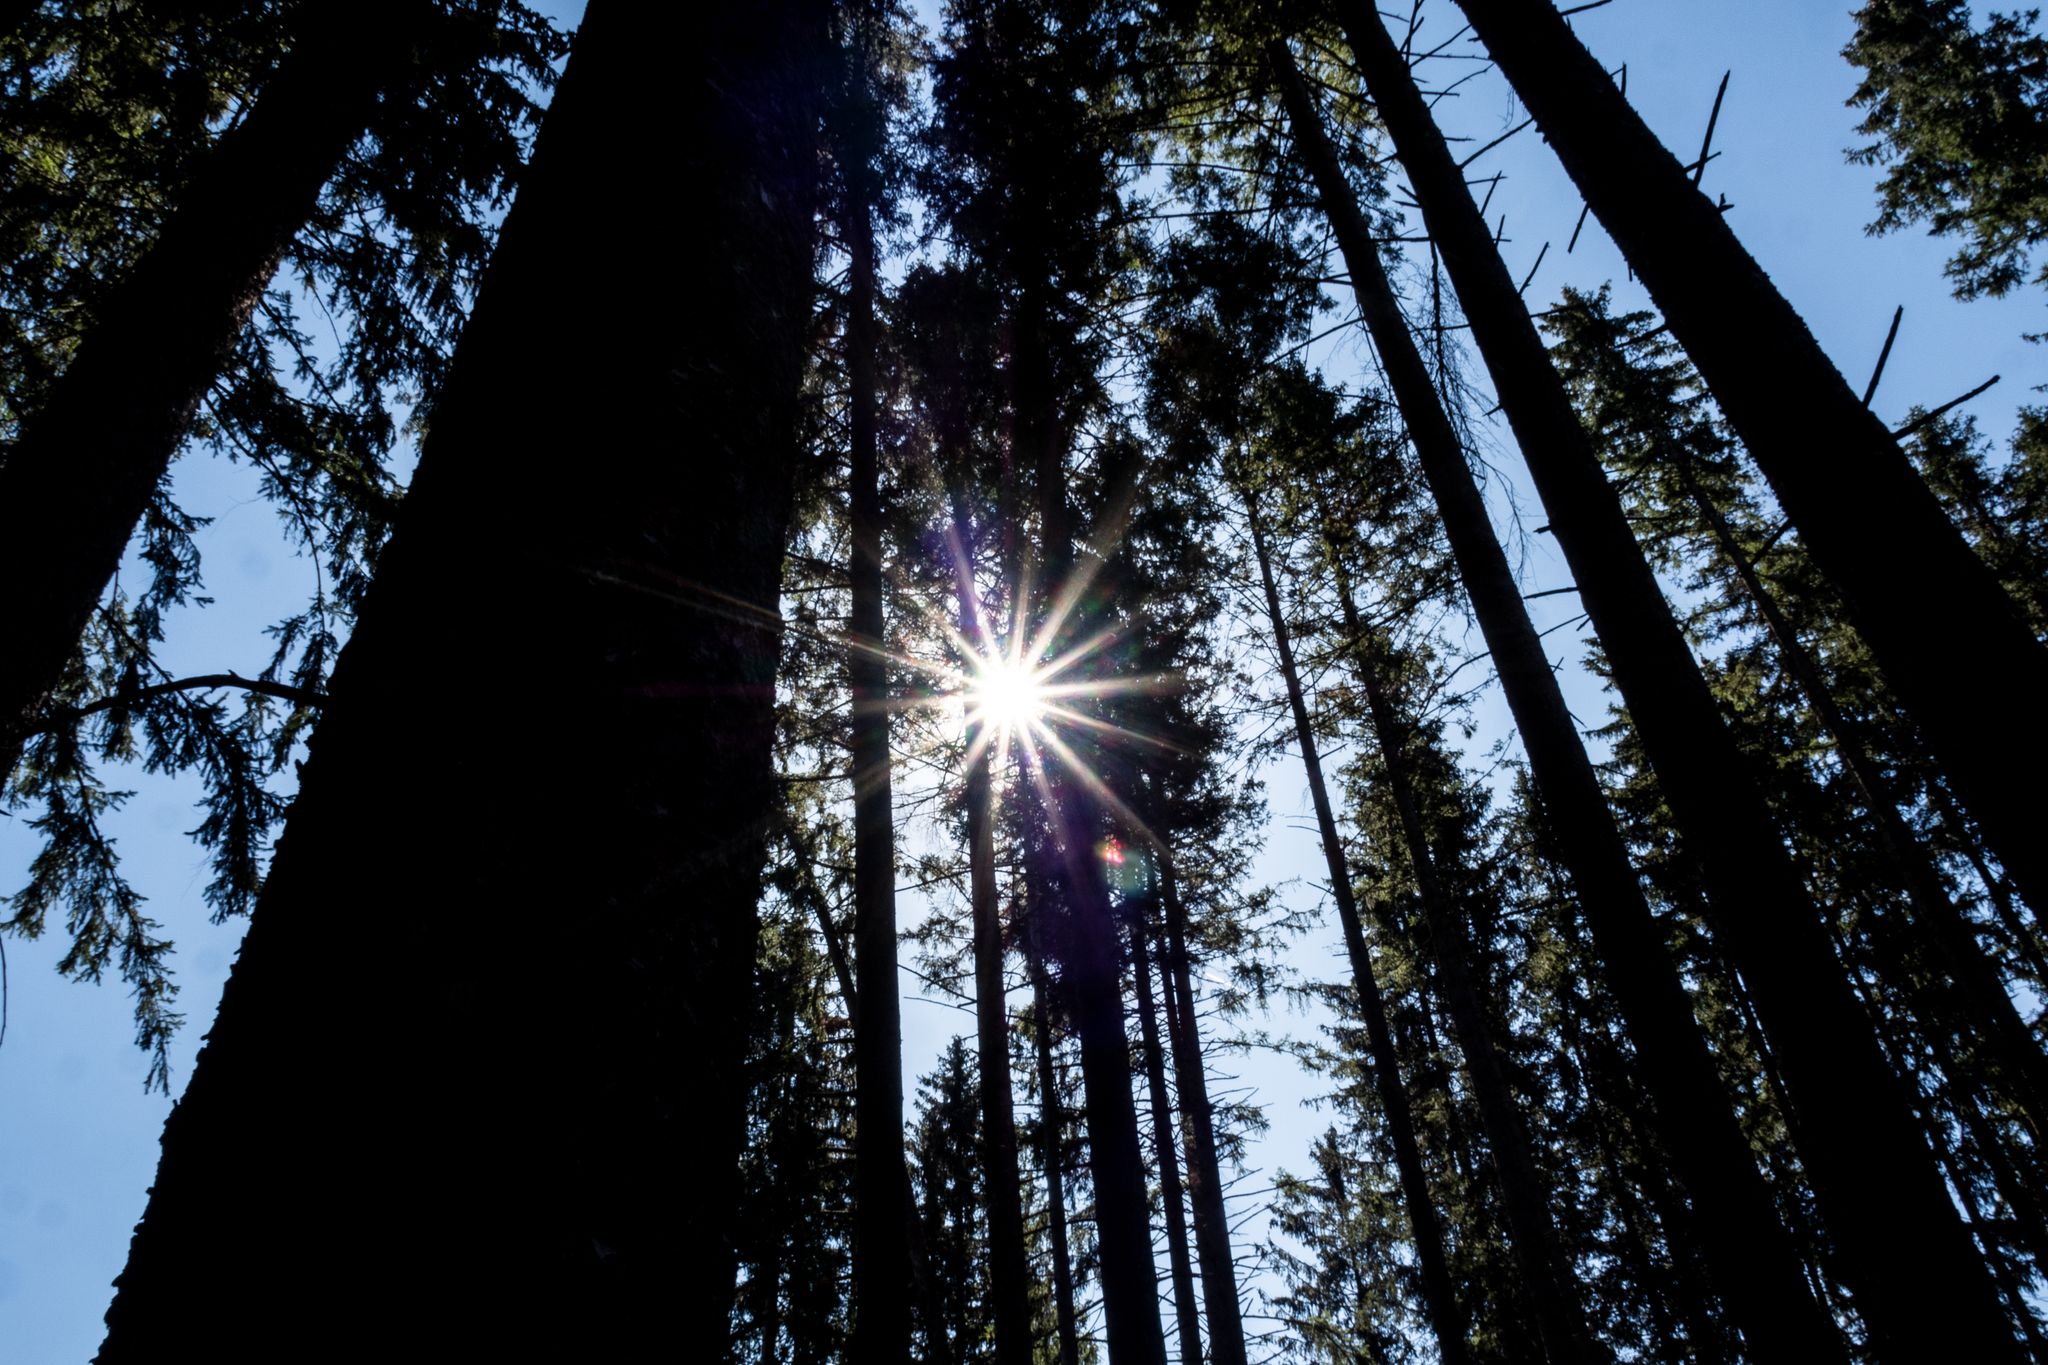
[1452,0,2048,974]
[94,3,825,1356]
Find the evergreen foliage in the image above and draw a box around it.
[1847,0,2048,300]
[9,2,2048,1359]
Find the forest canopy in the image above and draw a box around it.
[4,1,2047,1362]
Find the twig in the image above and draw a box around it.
[1691,71,1730,188]
[1862,305,1904,406]
[1893,375,2001,440]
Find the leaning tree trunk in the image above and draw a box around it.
[1238,487,1471,1365]
[1675,455,2048,1146]
[1265,41,1864,1365]
[96,4,822,1358]
[1327,590,1601,1365]
[1305,504,1595,1365]
[0,0,430,780]
[1335,11,1993,1358]
[1448,0,2048,942]
[843,74,913,1362]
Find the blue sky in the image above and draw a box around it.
[3,2,2038,1360]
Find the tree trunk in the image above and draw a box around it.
[1335,12,1989,1358]
[1449,0,2048,944]
[844,79,913,1363]
[969,728,1039,1365]
[1266,40,1859,1365]
[0,0,429,780]
[1239,488,1471,1365]
[1028,906,1085,1365]
[1310,511,1596,1365]
[1017,281,1169,1365]
[96,3,822,1357]
[1157,850,1251,1365]
[1132,882,1206,1365]
[1676,455,2048,1146]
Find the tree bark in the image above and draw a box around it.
[1156,850,1251,1365]
[96,3,823,1356]
[1132,883,1206,1365]
[970,728,1039,1365]
[1028,906,1085,1365]
[1311,508,1595,1365]
[844,73,913,1362]
[1676,456,2048,1146]
[1449,0,2048,947]
[1266,40,1857,1365]
[1017,280,1169,1365]
[0,0,429,779]
[1239,487,1471,1365]
[1336,11,1979,1358]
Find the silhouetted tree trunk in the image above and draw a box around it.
[1335,12,1985,1358]
[1156,849,1250,1365]
[96,3,823,1357]
[960,587,1037,1365]
[0,0,429,780]
[1675,455,2048,1145]
[1028,905,1084,1365]
[1132,881,1205,1364]
[1450,0,2048,949]
[1018,279,1170,1365]
[1240,486,1471,1365]
[1266,42,1865,1365]
[842,43,912,1359]
[1311,505,1595,1365]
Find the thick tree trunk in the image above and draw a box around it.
[96,3,822,1357]
[1028,907,1085,1365]
[1131,887,1205,1365]
[1239,489,1470,1365]
[845,100,913,1365]
[0,0,427,780]
[1156,853,1250,1365]
[1266,41,1861,1365]
[1336,12,1987,1358]
[1449,0,2048,941]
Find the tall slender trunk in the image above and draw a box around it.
[969,722,1037,1365]
[1676,456,2048,1144]
[0,0,429,778]
[844,88,912,1363]
[1335,12,1982,1357]
[1448,0,2048,941]
[97,4,823,1358]
[1309,509,1595,1365]
[1028,906,1085,1365]
[1132,881,1206,1365]
[1156,853,1250,1365]
[797,836,958,1363]
[1016,283,1169,1365]
[1266,41,1859,1365]
[1238,488,1470,1365]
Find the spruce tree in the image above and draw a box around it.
[96,3,824,1355]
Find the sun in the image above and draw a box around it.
[965,653,1051,737]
